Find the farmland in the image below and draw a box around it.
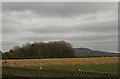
[2,57,119,78]
[1,57,119,67]
[2,65,119,78]
[24,64,118,73]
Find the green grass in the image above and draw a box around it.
[26,64,119,74]
[3,64,119,77]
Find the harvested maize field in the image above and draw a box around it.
[1,57,119,67]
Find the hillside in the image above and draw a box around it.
[74,48,119,57]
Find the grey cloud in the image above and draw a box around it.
[2,25,18,34]
[2,41,18,52]
[19,32,117,42]
[76,19,118,33]
[2,2,118,52]
[27,25,72,34]
[2,41,17,46]
[2,13,22,34]
[69,34,117,41]
[2,2,117,17]
[27,18,117,34]
[18,32,117,52]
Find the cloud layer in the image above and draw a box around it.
[2,2,118,52]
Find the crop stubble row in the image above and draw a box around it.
[1,57,119,67]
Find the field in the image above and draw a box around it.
[1,57,119,67]
[2,65,119,78]
[24,64,118,73]
[2,57,119,78]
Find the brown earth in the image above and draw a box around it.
[1,57,119,67]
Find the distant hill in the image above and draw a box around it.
[74,48,119,57]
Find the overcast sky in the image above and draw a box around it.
[2,2,118,52]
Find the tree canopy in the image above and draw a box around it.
[3,41,75,59]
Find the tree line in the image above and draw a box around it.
[2,41,75,59]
